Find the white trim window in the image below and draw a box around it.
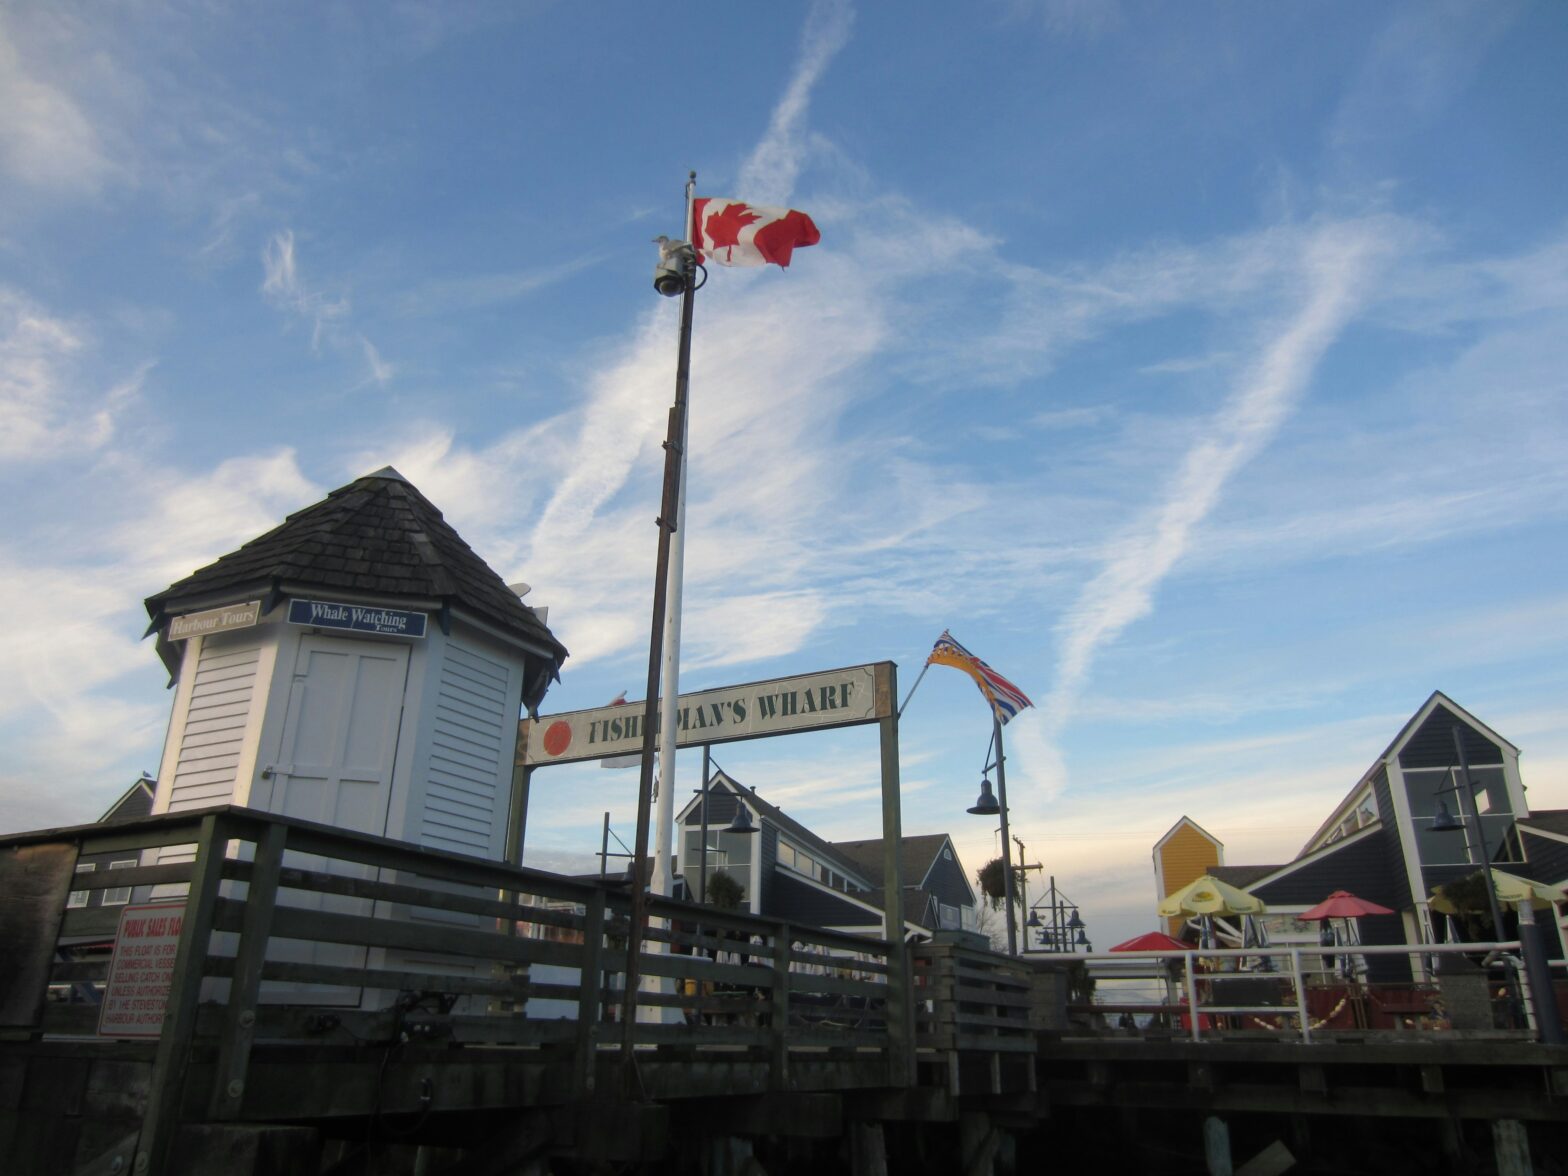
[101,859,138,906]
[67,862,96,908]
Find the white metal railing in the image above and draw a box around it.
[1076,941,1534,1043]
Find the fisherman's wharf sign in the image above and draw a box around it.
[521,662,892,767]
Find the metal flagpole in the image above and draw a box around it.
[621,172,699,1069]
[993,714,1019,956]
[650,173,699,903]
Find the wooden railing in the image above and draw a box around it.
[1,806,904,1173]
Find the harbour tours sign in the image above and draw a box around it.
[522,662,892,767]
[167,600,261,641]
[288,598,428,638]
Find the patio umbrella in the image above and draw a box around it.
[1109,932,1193,953]
[1156,875,1266,918]
[1429,869,1566,914]
[1299,890,1394,921]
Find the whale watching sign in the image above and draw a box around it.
[522,662,892,767]
[288,598,428,638]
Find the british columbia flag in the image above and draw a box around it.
[926,631,1035,725]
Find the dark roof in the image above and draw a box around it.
[1518,810,1568,838]
[830,833,953,892]
[1210,864,1282,889]
[144,467,567,706]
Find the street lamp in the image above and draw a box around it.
[967,725,1018,955]
[1027,875,1090,953]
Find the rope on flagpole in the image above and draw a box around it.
[896,660,932,719]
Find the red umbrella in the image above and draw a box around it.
[1109,931,1193,952]
[1299,890,1393,921]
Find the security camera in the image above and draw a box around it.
[652,237,694,297]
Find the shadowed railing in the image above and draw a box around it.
[0,806,902,1173]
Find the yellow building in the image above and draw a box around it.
[1152,817,1223,938]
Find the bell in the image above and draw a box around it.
[967,776,1001,816]
[1066,909,1084,931]
[725,803,757,835]
[1026,909,1042,928]
[1431,798,1463,833]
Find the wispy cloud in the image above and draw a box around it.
[261,230,391,386]
[0,288,141,461]
[736,0,854,205]
[0,10,117,195]
[1012,220,1396,796]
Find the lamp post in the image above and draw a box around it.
[968,718,1017,955]
[1027,875,1089,953]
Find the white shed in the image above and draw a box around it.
[141,467,568,1003]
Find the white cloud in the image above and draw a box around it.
[737,0,854,206]
[0,11,115,193]
[261,229,390,386]
[0,288,141,460]
[1039,220,1394,736]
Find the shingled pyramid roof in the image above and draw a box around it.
[145,467,567,703]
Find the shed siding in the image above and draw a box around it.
[166,639,261,812]
[421,641,511,856]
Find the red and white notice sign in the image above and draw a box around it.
[98,903,185,1038]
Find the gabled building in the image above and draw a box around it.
[674,771,980,942]
[1154,692,1568,981]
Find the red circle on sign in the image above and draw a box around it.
[542,721,573,757]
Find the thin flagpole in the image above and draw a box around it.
[650,172,700,903]
[621,172,698,1072]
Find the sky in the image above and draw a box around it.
[3,0,1567,952]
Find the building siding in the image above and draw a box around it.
[1368,765,1412,910]
[1521,830,1568,886]
[1159,824,1222,935]
[771,870,880,929]
[921,845,973,912]
[166,638,260,812]
[421,641,510,856]
[1398,705,1505,770]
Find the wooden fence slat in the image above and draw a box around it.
[209,821,286,1120]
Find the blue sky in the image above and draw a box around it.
[3,0,1567,949]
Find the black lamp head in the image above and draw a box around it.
[967,776,1001,816]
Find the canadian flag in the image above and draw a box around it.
[691,198,821,268]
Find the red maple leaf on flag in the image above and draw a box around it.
[703,202,761,251]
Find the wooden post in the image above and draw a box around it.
[506,762,533,868]
[1492,1119,1532,1176]
[850,1121,888,1176]
[574,889,606,1095]
[771,924,792,1089]
[209,819,288,1119]
[877,662,914,1086]
[137,812,229,1175]
[1204,1116,1233,1176]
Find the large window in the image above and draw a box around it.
[1404,766,1513,867]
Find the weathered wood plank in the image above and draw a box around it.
[0,842,78,1030]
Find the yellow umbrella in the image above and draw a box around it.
[1157,874,1267,918]
[1430,869,1567,913]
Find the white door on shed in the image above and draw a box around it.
[260,634,410,1004]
